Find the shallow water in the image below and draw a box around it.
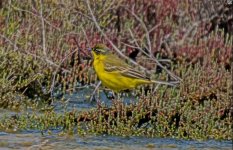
[0,89,232,150]
[0,131,232,150]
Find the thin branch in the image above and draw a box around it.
[81,25,91,47]
[0,34,18,51]
[85,0,148,72]
[125,7,182,81]
[49,48,80,93]
[40,0,47,56]
[0,33,71,73]
[127,28,151,57]
[122,42,172,63]
[10,4,61,31]
[127,6,152,56]
[86,0,181,82]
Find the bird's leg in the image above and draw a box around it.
[90,81,101,102]
[106,90,115,100]
[108,91,123,105]
[116,92,121,100]
[110,91,118,106]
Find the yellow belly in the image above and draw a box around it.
[93,59,151,92]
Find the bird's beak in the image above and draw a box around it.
[82,47,92,60]
[87,47,93,56]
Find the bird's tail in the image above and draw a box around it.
[150,80,179,86]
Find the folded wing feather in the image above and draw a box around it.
[104,54,150,80]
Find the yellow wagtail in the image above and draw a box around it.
[90,44,175,92]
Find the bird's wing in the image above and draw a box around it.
[104,54,150,80]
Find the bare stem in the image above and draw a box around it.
[40,0,47,56]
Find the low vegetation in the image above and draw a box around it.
[0,0,232,140]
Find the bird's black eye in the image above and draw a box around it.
[93,48,102,54]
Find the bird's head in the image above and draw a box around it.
[91,44,110,58]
